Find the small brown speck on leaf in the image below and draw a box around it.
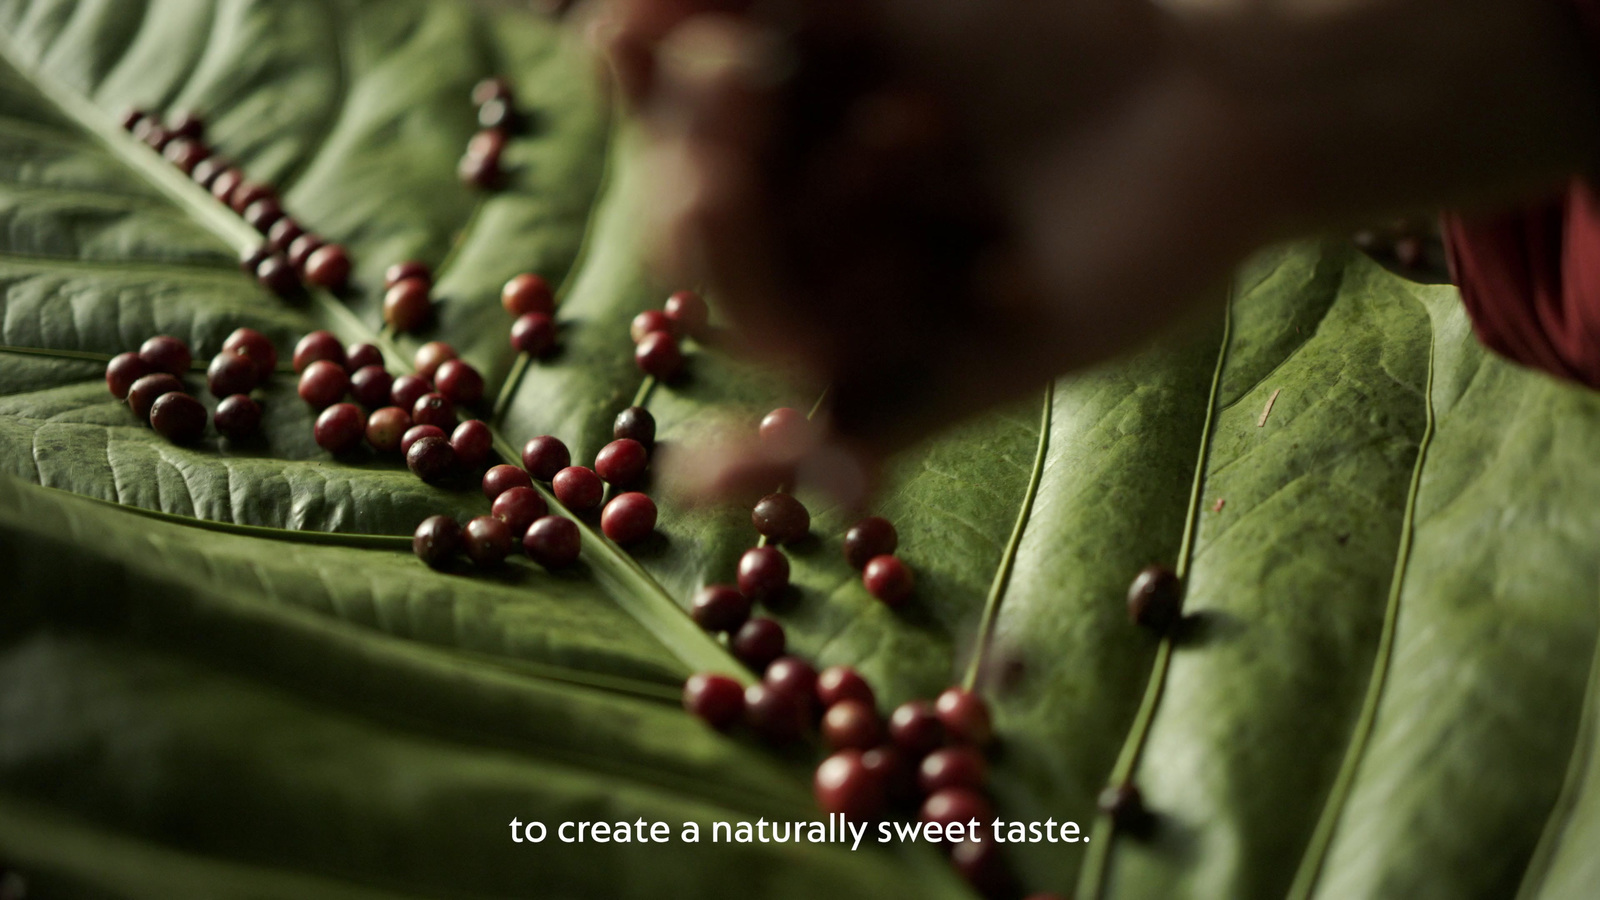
[1212,498,1225,513]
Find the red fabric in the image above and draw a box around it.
[1442,1,1600,387]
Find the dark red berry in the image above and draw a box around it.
[510,312,557,357]
[888,701,944,756]
[502,273,553,317]
[631,309,674,343]
[365,406,410,453]
[595,438,648,486]
[1098,782,1151,835]
[293,331,345,373]
[149,391,207,443]
[435,359,484,407]
[482,464,533,500]
[127,373,184,420]
[229,181,274,215]
[552,465,603,512]
[759,407,812,452]
[239,243,272,275]
[298,360,349,409]
[139,335,191,376]
[745,682,809,743]
[413,342,456,380]
[413,515,461,568]
[634,331,682,378]
[191,156,232,190]
[287,234,324,270]
[385,261,430,289]
[450,419,493,468]
[349,365,394,408]
[601,492,657,545]
[862,745,919,809]
[1128,564,1183,633]
[731,617,785,671]
[266,217,304,253]
[664,289,709,337]
[223,328,278,380]
[106,352,152,399]
[406,435,456,482]
[521,435,570,480]
[921,788,992,831]
[823,700,883,751]
[400,424,445,457]
[243,197,284,233]
[314,403,365,454]
[764,656,818,708]
[256,253,300,297]
[492,486,548,537]
[951,836,1016,898]
[691,584,750,633]
[523,515,581,568]
[411,392,455,430]
[163,137,207,173]
[345,343,383,372]
[206,350,258,398]
[467,128,506,162]
[390,374,431,411]
[752,493,810,544]
[473,77,513,106]
[864,555,914,606]
[935,687,992,746]
[919,747,986,794]
[211,168,244,205]
[214,394,261,440]
[737,546,789,601]
[384,278,432,333]
[612,406,656,448]
[136,122,171,150]
[478,97,516,130]
[844,517,898,569]
[818,667,876,710]
[682,672,743,730]
[459,151,501,189]
[814,750,886,820]
[119,107,148,130]
[167,111,203,141]
[463,515,513,567]
[304,244,351,290]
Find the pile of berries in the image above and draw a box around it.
[459,78,520,189]
[105,329,278,443]
[120,109,352,299]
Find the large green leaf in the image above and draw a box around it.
[2,3,1599,899]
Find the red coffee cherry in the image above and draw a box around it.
[298,360,349,409]
[434,359,484,407]
[314,403,365,454]
[934,687,992,746]
[223,328,278,380]
[817,666,876,710]
[601,492,657,545]
[663,289,709,338]
[206,350,258,398]
[823,700,883,751]
[634,331,682,378]
[888,701,944,756]
[106,352,152,399]
[266,217,304,253]
[682,673,744,730]
[752,493,810,544]
[862,745,919,809]
[255,253,300,297]
[365,406,411,453]
[466,128,506,162]
[384,278,432,333]
[243,197,284,233]
[737,546,789,601]
[691,584,750,633]
[349,365,394,409]
[149,392,207,444]
[400,424,446,457]
[127,373,184,420]
[479,97,516,130]
[731,617,785,671]
[864,555,914,607]
[482,464,533,500]
[168,110,204,141]
[502,273,553,317]
[345,342,383,372]
[814,750,886,820]
[919,747,987,795]
[464,515,513,567]
[228,181,274,215]
[473,77,513,105]
[134,120,171,150]
[385,260,430,289]
[406,435,456,482]
[1098,782,1150,835]
[492,486,548,538]
[844,517,898,569]
[552,465,603,512]
[630,309,674,343]
[951,836,1016,898]
[210,167,244,205]
[120,107,148,130]
[240,244,272,277]
[612,406,656,448]
[214,394,262,440]
[293,331,345,372]
[413,341,456,380]
[139,335,191,376]
[410,392,455,430]
[390,374,431,411]
[304,244,351,290]
[413,515,460,568]
[745,682,809,744]
[163,137,207,173]
[595,438,648,486]
[286,234,325,271]
[510,312,557,357]
[1128,564,1183,633]
[521,435,570,480]
[759,407,812,453]
[458,151,501,189]
[450,419,493,468]
[523,515,581,568]
[764,656,818,711]
[920,788,992,831]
